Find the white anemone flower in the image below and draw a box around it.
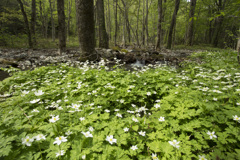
[53,136,67,145]
[88,126,94,132]
[124,127,129,132]
[198,155,207,160]
[81,131,93,138]
[56,150,65,157]
[49,115,60,123]
[168,139,180,149]
[158,117,165,122]
[132,117,138,122]
[116,113,122,118]
[79,117,85,121]
[233,115,240,122]
[207,131,217,139]
[22,136,34,146]
[34,90,44,96]
[30,99,40,104]
[82,155,86,159]
[130,145,138,150]
[152,153,158,160]
[154,104,161,109]
[35,134,46,141]
[31,109,39,113]
[138,131,146,136]
[106,135,117,144]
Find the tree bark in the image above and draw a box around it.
[136,0,140,47]
[155,0,163,50]
[186,0,197,46]
[49,0,56,42]
[166,0,180,49]
[145,0,149,46]
[39,0,45,38]
[114,0,118,46]
[142,0,145,46]
[108,0,111,41]
[75,0,96,60]
[97,0,109,48]
[57,0,66,53]
[67,0,72,41]
[17,0,33,48]
[31,0,36,46]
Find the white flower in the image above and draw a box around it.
[82,155,86,159]
[49,115,59,123]
[116,113,122,118]
[237,103,240,106]
[158,117,165,122]
[138,131,146,136]
[154,104,160,108]
[79,117,85,121]
[207,131,217,139]
[152,153,158,160]
[198,155,207,160]
[130,145,138,150]
[22,136,34,146]
[31,109,39,113]
[22,90,29,95]
[88,126,94,132]
[105,109,110,113]
[132,117,138,122]
[82,131,93,138]
[106,135,117,144]
[34,90,44,96]
[35,134,46,141]
[72,104,80,109]
[53,136,67,145]
[65,131,73,136]
[124,127,129,132]
[147,92,151,96]
[30,99,40,104]
[168,139,180,149]
[56,150,65,157]
[233,115,240,121]
[120,99,125,103]
[213,98,218,101]
[115,109,120,112]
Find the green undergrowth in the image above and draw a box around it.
[0,50,240,160]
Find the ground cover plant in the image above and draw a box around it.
[0,50,240,160]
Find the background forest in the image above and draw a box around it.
[0,0,239,50]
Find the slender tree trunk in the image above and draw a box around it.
[145,0,149,46]
[108,0,111,41]
[17,0,33,48]
[97,0,109,48]
[156,0,162,50]
[114,0,118,46]
[136,0,140,47]
[75,0,96,60]
[31,0,36,46]
[186,0,197,46]
[142,0,145,46]
[57,0,66,54]
[39,0,45,38]
[166,0,180,49]
[49,0,55,41]
[67,0,72,41]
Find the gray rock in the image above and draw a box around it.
[25,60,31,66]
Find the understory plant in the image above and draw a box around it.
[0,50,240,160]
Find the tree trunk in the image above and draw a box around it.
[136,0,140,47]
[114,0,118,46]
[108,0,111,41]
[155,0,162,50]
[39,0,45,38]
[166,0,180,49]
[145,0,149,46]
[186,0,196,46]
[67,0,72,41]
[75,0,96,60]
[212,0,226,47]
[31,0,36,46]
[17,0,33,48]
[49,0,55,42]
[97,0,109,48]
[57,0,66,54]
[142,0,145,46]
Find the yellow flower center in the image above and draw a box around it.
[54,118,56,120]
[59,137,62,140]
[26,139,29,142]
[110,138,112,142]
[153,156,157,159]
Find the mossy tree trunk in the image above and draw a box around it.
[57,0,66,54]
